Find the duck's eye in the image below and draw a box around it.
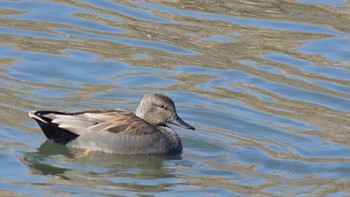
[159,104,165,108]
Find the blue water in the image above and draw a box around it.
[1,0,350,196]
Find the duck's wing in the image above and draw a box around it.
[29,109,149,144]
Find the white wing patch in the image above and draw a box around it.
[48,114,99,136]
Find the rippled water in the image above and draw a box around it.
[1,0,350,196]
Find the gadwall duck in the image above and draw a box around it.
[28,94,195,156]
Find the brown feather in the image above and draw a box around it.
[102,113,155,135]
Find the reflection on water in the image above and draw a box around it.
[1,0,350,196]
[24,141,177,178]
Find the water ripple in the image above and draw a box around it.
[1,0,350,196]
[136,2,349,36]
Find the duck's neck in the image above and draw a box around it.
[135,104,144,118]
[135,110,142,119]
[135,108,154,125]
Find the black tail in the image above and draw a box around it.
[29,111,79,145]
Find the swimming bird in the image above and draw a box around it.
[28,94,195,156]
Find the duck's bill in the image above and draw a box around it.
[168,115,195,130]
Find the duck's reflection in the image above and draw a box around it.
[23,140,181,179]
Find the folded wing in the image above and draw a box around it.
[28,109,148,144]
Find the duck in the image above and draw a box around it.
[28,94,195,156]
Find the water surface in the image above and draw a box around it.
[1,0,350,196]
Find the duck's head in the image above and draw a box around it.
[135,94,195,130]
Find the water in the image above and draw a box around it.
[1,0,350,196]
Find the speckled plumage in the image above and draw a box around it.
[28,94,195,156]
